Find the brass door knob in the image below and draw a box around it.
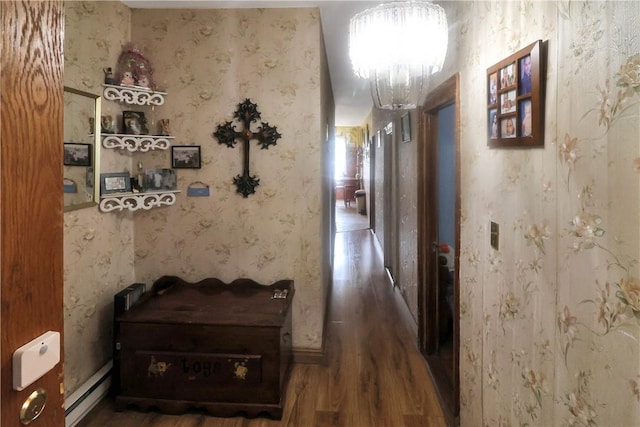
[19,388,47,425]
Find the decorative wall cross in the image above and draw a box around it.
[213,99,282,198]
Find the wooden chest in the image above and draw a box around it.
[112,276,294,419]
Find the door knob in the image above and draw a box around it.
[20,388,47,425]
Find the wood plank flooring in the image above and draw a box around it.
[77,230,447,427]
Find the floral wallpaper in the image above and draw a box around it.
[129,7,329,350]
[63,2,331,398]
[427,1,639,424]
[63,89,96,208]
[64,1,135,397]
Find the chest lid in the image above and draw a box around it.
[117,276,294,327]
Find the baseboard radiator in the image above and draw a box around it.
[64,360,112,427]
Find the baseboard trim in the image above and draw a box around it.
[292,346,327,365]
[65,361,112,427]
[385,267,395,288]
[293,253,333,366]
[392,286,418,337]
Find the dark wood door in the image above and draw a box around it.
[1,1,65,425]
[417,74,460,424]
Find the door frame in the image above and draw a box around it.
[382,122,397,285]
[369,134,375,232]
[417,73,461,421]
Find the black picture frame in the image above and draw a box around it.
[171,145,201,169]
[100,172,131,195]
[64,143,91,166]
[401,112,411,143]
[122,110,149,135]
[487,40,546,147]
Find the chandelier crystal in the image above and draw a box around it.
[349,1,448,110]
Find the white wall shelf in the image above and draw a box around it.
[99,190,180,213]
[101,134,174,152]
[102,84,167,106]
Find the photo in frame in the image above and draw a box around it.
[401,112,411,143]
[486,40,546,147]
[171,145,201,169]
[86,166,94,190]
[100,172,131,195]
[145,168,177,191]
[64,143,92,166]
[122,110,149,135]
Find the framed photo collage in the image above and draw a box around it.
[487,40,546,148]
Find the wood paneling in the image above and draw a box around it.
[1,1,65,425]
[78,230,447,427]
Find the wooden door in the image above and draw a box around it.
[1,1,65,425]
[417,74,460,423]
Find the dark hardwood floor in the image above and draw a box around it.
[78,230,446,427]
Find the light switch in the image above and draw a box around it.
[490,221,499,250]
[13,331,60,391]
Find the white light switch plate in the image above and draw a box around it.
[13,331,60,391]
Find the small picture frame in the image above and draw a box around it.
[401,112,411,143]
[488,109,498,139]
[500,90,516,114]
[488,72,498,105]
[487,40,545,148]
[122,111,149,135]
[171,145,201,169]
[145,168,177,191]
[500,117,516,138]
[100,172,131,195]
[64,143,92,167]
[519,99,533,137]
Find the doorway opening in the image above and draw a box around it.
[418,74,460,424]
[334,134,368,233]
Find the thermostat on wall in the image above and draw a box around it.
[13,331,61,391]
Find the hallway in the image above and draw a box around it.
[335,202,369,233]
[78,230,446,427]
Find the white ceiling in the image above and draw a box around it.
[122,0,389,126]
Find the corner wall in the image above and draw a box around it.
[63,1,134,397]
[63,3,331,398]
[129,7,328,351]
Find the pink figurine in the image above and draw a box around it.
[136,74,150,88]
[120,71,134,86]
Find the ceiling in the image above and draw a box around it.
[122,0,389,126]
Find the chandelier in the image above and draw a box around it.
[349,1,448,110]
